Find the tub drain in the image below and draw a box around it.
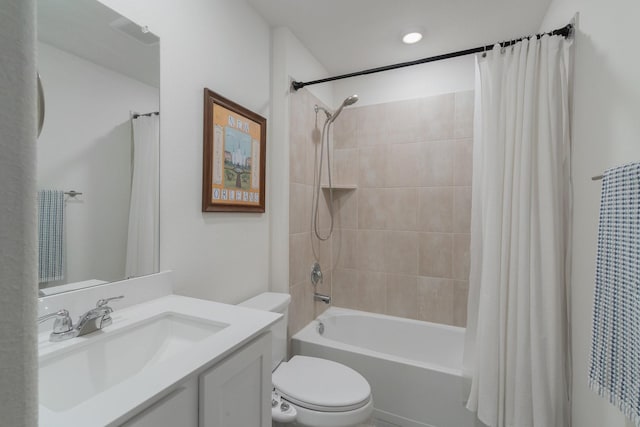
[317,321,325,335]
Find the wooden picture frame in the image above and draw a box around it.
[202,89,266,212]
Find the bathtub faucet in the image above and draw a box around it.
[314,293,331,304]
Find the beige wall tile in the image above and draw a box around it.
[334,190,357,229]
[357,229,386,272]
[332,268,359,309]
[357,188,386,229]
[290,136,306,184]
[333,108,358,149]
[289,282,312,336]
[385,98,420,144]
[311,231,332,271]
[384,231,418,275]
[334,148,359,185]
[418,233,452,278]
[319,135,331,187]
[453,186,472,233]
[316,189,333,231]
[453,280,469,327]
[454,91,474,139]
[452,233,470,281]
[356,104,388,146]
[418,187,453,232]
[386,143,419,187]
[290,183,311,234]
[358,145,388,188]
[306,125,321,185]
[417,277,454,325]
[358,271,387,313]
[289,90,310,143]
[289,232,311,287]
[384,188,418,231]
[386,274,418,319]
[418,140,454,186]
[453,139,473,186]
[333,228,357,269]
[416,94,454,141]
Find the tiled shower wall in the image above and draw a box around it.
[331,91,473,327]
[288,89,473,334]
[288,89,334,336]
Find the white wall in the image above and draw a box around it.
[37,42,159,286]
[98,0,272,304]
[540,2,640,427]
[0,0,37,424]
[334,54,474,107]
[269,27,334,293]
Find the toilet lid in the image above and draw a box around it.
[272,356,371,412]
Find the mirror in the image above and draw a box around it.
[37,0,160,295]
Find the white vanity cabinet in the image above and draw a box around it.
[200,332,272,427]
[120,332,271,427]
[121,379,198,427]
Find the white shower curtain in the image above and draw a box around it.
[125,114,160,278]
[464,35,572,427]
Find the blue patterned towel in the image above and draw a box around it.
[38,190,65,282]
[589,162,640,426]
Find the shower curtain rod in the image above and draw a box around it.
[291,23,573,91]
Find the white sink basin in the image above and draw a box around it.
[39,312,228,412]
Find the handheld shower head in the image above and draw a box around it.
[329,94,359,123]
[343,94,359,106]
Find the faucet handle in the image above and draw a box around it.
[38,309,77,342]
[95,295,124,329]
[96,295,124,308]
[38,309,73,332]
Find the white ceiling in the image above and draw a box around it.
[37,0,159,88]
[247,0,554,76]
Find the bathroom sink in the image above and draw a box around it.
[39,312,228,412]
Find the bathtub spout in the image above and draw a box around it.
[313,293,331,304]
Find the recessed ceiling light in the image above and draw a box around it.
[402,31,423,45]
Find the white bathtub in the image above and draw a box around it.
[291,307,480,427]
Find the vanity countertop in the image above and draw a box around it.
[38,294,280,427]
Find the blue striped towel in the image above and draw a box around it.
[589,162,640,426]
[38,190,65,282]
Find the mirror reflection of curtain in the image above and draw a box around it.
[125,114,159,278]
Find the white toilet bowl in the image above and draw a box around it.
[272,355,373,427]
[239,293,373,427]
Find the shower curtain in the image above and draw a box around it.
[125,114,159,278]
[464,35,572,427]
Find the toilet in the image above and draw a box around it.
[239,292,373,427]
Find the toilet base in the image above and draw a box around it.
[273,398,373,427]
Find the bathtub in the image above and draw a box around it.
[291,307,480,427]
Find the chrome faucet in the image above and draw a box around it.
[313,293,331,304]
[75,296,124,336]
[38,295,124,342]
[38,309,78,342]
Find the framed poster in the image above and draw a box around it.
[202,89,266,212]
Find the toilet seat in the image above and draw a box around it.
[272,356,371,412]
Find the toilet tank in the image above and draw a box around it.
[239,292,290,371]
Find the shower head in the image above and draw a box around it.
[343,94,359,106]
[329,94,359,123]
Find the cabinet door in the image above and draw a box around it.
[200,333,271,427]
[121,378,198,427]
